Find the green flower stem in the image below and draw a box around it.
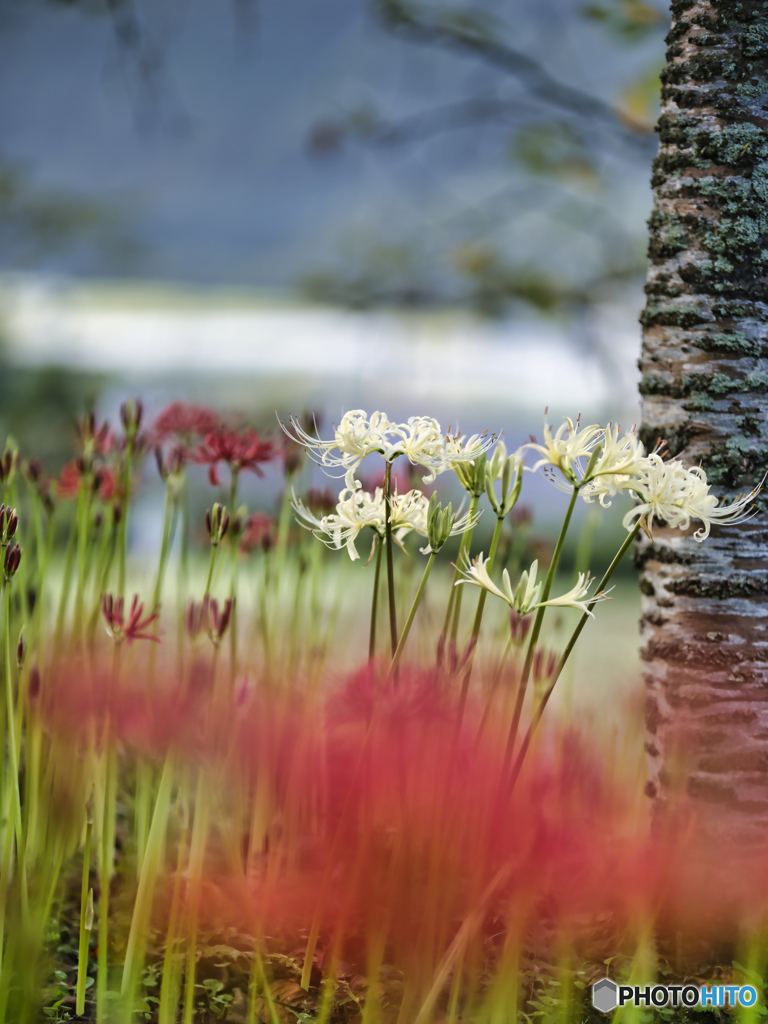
[121,755,175,1003]
[74,483,92,641]
[53,500,79,656]
[203,542,219,599]
[274,474,295,582]
[153,484,179,617]
[456,513,505,724]
[368,537,383,661]
[134,486,179,877]
[87,511,116,642]
[177,474,190,672]
[158,799,189,1024]
[383,461,398,658]
[503,484,579,771]
[117,438,135,601]
[182,773,211,1024]
[250,951,281,1024]
[506,522,641,791]
[228,467,240,688]
[75,813,94,1017]
[0,780,14,982]
[97,744,118,1024]
[390,551,437,676]
[449,493,481,647]
[4,578,28,926]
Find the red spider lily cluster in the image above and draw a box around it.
[101,594,160,644]
[193,427,279,485]
[35,655,767,982]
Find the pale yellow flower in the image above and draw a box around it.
[622,455,761,540]
[456,554,607,617]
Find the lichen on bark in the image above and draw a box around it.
[640,0,768,841]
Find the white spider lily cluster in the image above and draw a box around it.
[525,417,605,486]
[526,415,761,540]
[284,409,494,489]
[292,486,478,560]
[456,553,608,618]
[621,455,760,541]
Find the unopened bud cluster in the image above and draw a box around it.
[206,503,230,546]
[120,399,144,441]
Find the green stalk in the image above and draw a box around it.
[182,773,211,1024]
[228,468,240,688]
[383,461,398,658]
[73,484,92,641]
[368,537,383,661]
[75,813,94,1016]
[4,578,28,925]
[121,756,175,1000]
[116,438,135,601]
[96,745,117,1024]
[87,511,116,643]
[53,500,79,656]
[390,552,436,675]
[507,523,641,790]
[448,493,480,646]
[456,514,505,724]
[177,473,190,672]
[503,485,579,769]
[158,798,189,1024]
[473,633,515,748]
[203,543,218,599]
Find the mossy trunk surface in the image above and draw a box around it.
[640,0,768,841]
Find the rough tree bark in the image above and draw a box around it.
[639,0,768,842]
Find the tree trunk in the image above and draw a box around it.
[639,0,768,842]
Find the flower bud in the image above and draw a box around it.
[206,503,230,545]
[509,608,532,646]
[426,493,456,553]
[16,629,25,669]
[120,398,144,438]
[4,543,21,579]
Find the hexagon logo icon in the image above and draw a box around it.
[592,978,618,1014]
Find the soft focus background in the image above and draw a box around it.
[0,0,669,700]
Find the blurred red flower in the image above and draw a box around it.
[194,427,279,485]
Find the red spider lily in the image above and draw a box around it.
[57,460,117,502]
[194,427,279,485]
[185,596,234,643]
[37,655,768,988]
[304,486,336,514]
[101,594,160,644]
[240,511,275,553]
[150,402,221,444]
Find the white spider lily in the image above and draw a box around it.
[525,417,604,485]
[622,454,761,540]
[292,486,432,560]
[456,554,608,617]
[284,409,496,488]
[581,426,647,507]
[292,488,380,561]
[284,410,394,489]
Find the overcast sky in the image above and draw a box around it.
[0,0,665,289]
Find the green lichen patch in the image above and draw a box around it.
[640,302,710,328]
[695,330,761,356]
